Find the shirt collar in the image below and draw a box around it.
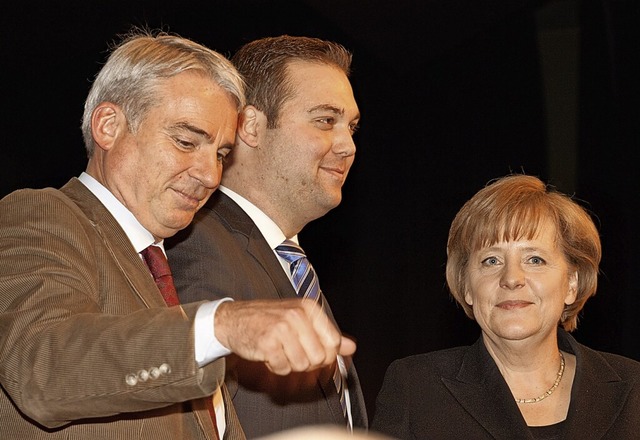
[219,185,297,248]
[78,172,158,253]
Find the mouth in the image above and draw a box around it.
[496,300,532,310]
[320,165,346,181]
[171,188,206,209]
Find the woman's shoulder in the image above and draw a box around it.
[590,349,640,374]
[571,336,640,378]
[386,345,471,376]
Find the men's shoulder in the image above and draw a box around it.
[2,181,72,206]
[1,180,88,227]
[203,191,256,233]
[171,191,256,247]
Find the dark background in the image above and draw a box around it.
[2,0,638,422]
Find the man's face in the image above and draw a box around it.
[106,71,238,239]
[257,61,360,225]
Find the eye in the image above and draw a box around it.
[481,256,500,266]
[349,122,360,135]
[174,137,196,150]
[528,256,546,265]
[315,116,336,129]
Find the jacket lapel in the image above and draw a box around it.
[212,191,354,426]
[444,330,635,439]
[443,337,533,439]
[560,331,634,440]
[61,178,167,309]
[213,192,298,299]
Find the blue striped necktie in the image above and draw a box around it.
[275,240,320,301]
[275,239,349,425]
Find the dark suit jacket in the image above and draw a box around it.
[372,329,640,439]
[167,190,368,438]
[0,178,244,440]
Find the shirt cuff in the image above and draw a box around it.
[194,298,234,367]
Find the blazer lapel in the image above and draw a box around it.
[443,337,533,439]
[444,330,634,439]
[61,178,166,309]
[213,192,298,299]
[559,331,634,440]
[212,191,353,425]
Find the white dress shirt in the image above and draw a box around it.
[78,172,229,436]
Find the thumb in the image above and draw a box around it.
[339,335,357,357]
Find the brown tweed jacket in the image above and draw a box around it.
[0,178,245,439]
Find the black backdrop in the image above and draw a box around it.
[2,0,638,421]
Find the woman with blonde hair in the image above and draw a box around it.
[373,174,640,439]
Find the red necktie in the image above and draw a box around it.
[140,245,180,307]
[140,245,220,439]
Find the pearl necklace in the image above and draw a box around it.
[515,351,565,404]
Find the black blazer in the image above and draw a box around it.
[167,191,368,438]
[372,329,640,439]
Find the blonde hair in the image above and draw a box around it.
[445,174,601,331]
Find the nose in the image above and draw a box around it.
[191,147,222,190]
[332,129,357,158]
[499,262,525,290]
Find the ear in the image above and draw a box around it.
[91,102,125,152]
[464,290,473,306]
[565,270,578,305]
[236,105,263,148]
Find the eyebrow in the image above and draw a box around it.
[487,246,549,257]
[308,104,343,115]
[307,104,361,121]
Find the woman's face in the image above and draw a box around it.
[465,218,578,344]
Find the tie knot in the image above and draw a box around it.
[275,239,306,265]
[141,245,171,280]
[275,239,321,300]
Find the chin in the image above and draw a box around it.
[327,191,343,207]
[487,319,536,339]
[166,214,195,233]
[496,326,538,341]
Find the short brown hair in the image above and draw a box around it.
[231,35,352,128]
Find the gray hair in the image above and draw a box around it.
[81,29,245,157]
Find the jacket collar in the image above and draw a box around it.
[61,178,167,309]
[442,329,632,439]
[207,191,298,300]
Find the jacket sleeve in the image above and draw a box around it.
[0,188,224,428]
